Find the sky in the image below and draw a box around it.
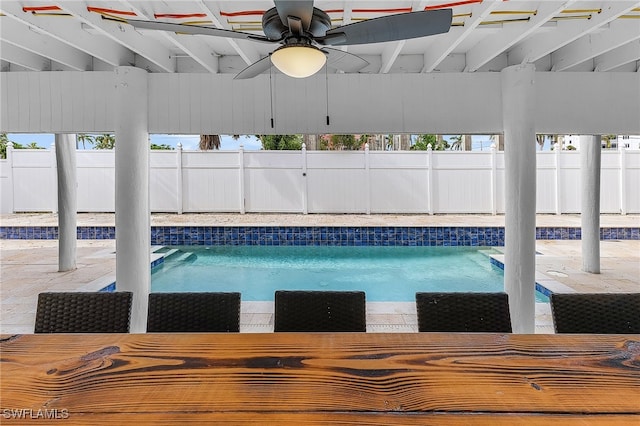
[6,133,544,151]
[6,134,262,151]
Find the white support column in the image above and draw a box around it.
[55,134,77,272]
[176,143,183,214]
[502,64,536,334]
[580,135,601,274]
[114,66,149,333]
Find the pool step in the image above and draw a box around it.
[167,251,196,263]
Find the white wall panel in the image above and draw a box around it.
[0,160,11,214]
[182,169,240,212]
[3,72,639,134]
[432,169,492,213]
[151,169,178,212]
[244,169,303,212]
[370,169,428,213]
[182,151,238,168]
[3,150,638,214]
[536,169,557,213]
[13,168,53,212]
[307,152,365,169]
[245,151,302,168]
[77,167,115,212]
[307,169,367,213]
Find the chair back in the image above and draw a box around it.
[416,292,512,332]
[550,293,640,334]
[274,290,366,332]
[35,292,132,333]
[147,292,241,332]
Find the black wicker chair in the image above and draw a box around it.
[416,292,512,333]
[147,292,241,332]
[274,290,366,332]
[550,293,640,334]
[34,292,133,333]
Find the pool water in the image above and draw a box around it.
[152,246,549,302]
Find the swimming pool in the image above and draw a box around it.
[152,246,549,302]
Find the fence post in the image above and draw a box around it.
[490,143,498,215]
[620,147,627,215]
[365,143,371,215]
[176,143,183,214]
[5,142,15,213]
[50,143,58,213]
[301,143,308,214]
[427,144,433,215]
[554,144,562,215]
[239,144,245,214]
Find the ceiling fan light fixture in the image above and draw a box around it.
[271,45,327,78]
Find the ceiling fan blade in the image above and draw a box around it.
[234,56,273,80]
[125,19,273,43]
[324,48,369,73]
[319,9,452,46]
[273,0,314,30]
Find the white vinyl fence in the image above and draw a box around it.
[1,145,638,215]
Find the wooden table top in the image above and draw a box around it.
[1,333,639,425]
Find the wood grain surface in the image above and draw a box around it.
[2,333,639,425]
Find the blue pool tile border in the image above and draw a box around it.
[490,257,552,299]
[1,225,638,245]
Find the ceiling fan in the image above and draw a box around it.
[125,1,452,79]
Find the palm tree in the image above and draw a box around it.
[76,133,94,149]
[449,135,463,150]
[199,135,221,150]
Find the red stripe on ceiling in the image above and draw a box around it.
[22,6,61,12]
[352,8,412,13]
[219,10,265,17]
[425,0,483,10]
[324,9,344,14]
[87,7,137,16]
[154,13,208,19]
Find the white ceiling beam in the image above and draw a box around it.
[0,41,51,71]
[0,1,133,67]
[1,19,91,70]
[464,0,578,72]
[508,2,640,65]
[193,0,260,66]
[422,0,501,72]
[121,0,219,73]
[595,40,640,71]
[552,21,640,71]
[53,1,175,72]
[380,41,405,73]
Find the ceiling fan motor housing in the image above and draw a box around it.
[262,7,332,41]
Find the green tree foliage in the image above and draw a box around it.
[411,134,449,150]
[0,133,27,159]
[93,134,116,149]
[150,143,174,150]
[329,134,362,150]
[257,135,302,150]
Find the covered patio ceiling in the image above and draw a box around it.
[1,0,639,76]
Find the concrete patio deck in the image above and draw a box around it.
[1,213,638,334]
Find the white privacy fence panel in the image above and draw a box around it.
[2,148,639,215]
[77,151,115,212]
